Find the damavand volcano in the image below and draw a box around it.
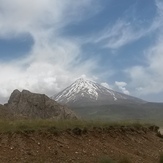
[52,78,145,107]
[52,78,163,121]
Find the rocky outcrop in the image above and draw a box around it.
[0,104,13,119]
[5,89,78,120]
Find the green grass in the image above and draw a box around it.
[0,119,152,133]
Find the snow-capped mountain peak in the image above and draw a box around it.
[52,78,145,106]
[54,78,99,102]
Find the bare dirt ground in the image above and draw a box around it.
[0,127,163,163]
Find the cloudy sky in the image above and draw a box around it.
[0,0,163,103]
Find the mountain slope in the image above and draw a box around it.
[52,78,163,122]
[52,78,145,107]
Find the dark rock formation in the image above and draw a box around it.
[5,89,78,120]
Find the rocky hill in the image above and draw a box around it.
[2,89,77,120]
[0,104,13,119]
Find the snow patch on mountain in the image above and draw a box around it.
[55,78,99,102]
[52,78,146,106]
[53,78,121,103]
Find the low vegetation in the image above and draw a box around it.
[0,119,162,163]
[0,119,153,133]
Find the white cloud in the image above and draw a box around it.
[0,0,98,103]
[0,0,95,37]
[126,0,163,96]
[115,81,130,95]
[101,82,111,89]
[127,41,163,95]
[0,40,96,103]
[1,0,163,103]
[89,2,160,49]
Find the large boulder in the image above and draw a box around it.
[6,89,78,120]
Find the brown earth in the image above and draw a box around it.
[0,126,163,163]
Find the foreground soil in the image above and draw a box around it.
[0,126,163,163]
